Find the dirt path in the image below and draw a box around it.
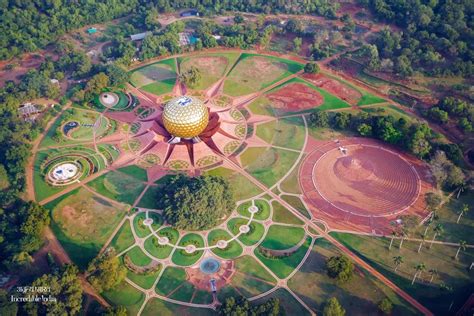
[43,227,110,307]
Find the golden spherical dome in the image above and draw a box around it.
[162,96,209,138]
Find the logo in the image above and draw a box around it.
[177,97,192,107]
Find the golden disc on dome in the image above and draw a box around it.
[162,96,209,138]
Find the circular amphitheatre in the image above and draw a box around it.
[99,92,120,108]
[301,141,421,218]
[47,161,82,186]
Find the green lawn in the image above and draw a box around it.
[252,288,311,316]
[242,147,300,188]
[117,165,148,182]
[142,298,215,316]
[208,229,243,259]
[255,237,312,278]
[171,233,205,266]
[289,238,418,315]
[205,167,262,200]
[256,116,305,150]
[272,201,304,225]
[227,218,265,246]
[87,171,146,205]
[237,199,270,220]
[126,265,162,290]
[110,220,135,253]
[331,232,474,314]
[260,225,306,250]
[247,96,277,117]
[126,246,152,267]
[155,266,187,296]
[47,187,128,268]
[281,195,311,219]
[229,256,277,298]
[223,53,303,96]
[102,281,145,315]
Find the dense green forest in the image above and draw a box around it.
[0,0,338,60]
[360,0,473,76]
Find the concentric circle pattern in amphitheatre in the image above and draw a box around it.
[302,142,421,218]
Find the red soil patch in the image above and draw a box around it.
[187,259,234,291]
[182,56,227,77]
[300,138,434,234]
[303,73,362,104]
[266,83,323,113]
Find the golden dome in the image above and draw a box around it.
[162,96,209,138]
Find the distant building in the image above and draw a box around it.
[19,102,41,122]
[178,32,197,46]
[130,32,151,41]
[50,79,59,84]
[212,35,222,40]
[180,9,199,17]
[87,27,97,34]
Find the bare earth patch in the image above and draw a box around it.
[266,83,323,113]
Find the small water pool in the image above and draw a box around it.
[63,121,79,135]
[199,258,220,275]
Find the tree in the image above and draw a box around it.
[455,240,467,260]
[395,55,413,76]
[412,263,426,285]
[218,296,279,315]
[309,110,329,127]
[389,230,397,250]
[28,265,83,315]
[293,37,302,52]
[417,233,426,253]
[87,248,126,293]
[105,64,130,87]
[425,192,442,213]
[0,289,18,315]
[332,112,351,129]
[378,298,393,315]
[427,107,449,124]
[428,269,438,283]
[357,123,373,136]
[430,224,443,249]
[393,256,403,272]
[323,297,345,316]
[179,66,202,88]
[457,204,469,223]
[234,14,244,24]
[158,175,235,230]
[86,72,110,96]
[326,255,354,282]
[304,62,320,74]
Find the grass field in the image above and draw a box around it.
[253,288,310,316]
[205,167,262,200]
[286,77,350,111]
[255,237,312,278]
[227,218,265,246]
[223,54,303,96]
[126,265,162,290]
[230,255,277,297]
[256,116,305,150]
[279,159,302,194]
[110,220,135,253]
[178,52,240,90]
[260,225,306,250]
[155,266,187,296]
[131,58,177,95]
[47,187,128,268]
[87,171,146,205]
[102,280,145,315]
[142,298,215,316]
[171,234,205,266]
[331,232,474,314]
[208,229,243,259]
[237,199,270,220]
[247,96,277,117]
[288,238,417,315]
[241,147,299,187]
[272,201,304,225]
[126,246,152,267]
[281,194,311,219]
[117,165,148,182]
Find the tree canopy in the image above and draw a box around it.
[218,296,280,316]
[87,249,127,293]
[157,175,235,230]
[326,255,354,282]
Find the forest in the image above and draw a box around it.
[360,0,473,77]
[0,0,338,60]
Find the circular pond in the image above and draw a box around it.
[199,257,221,275]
